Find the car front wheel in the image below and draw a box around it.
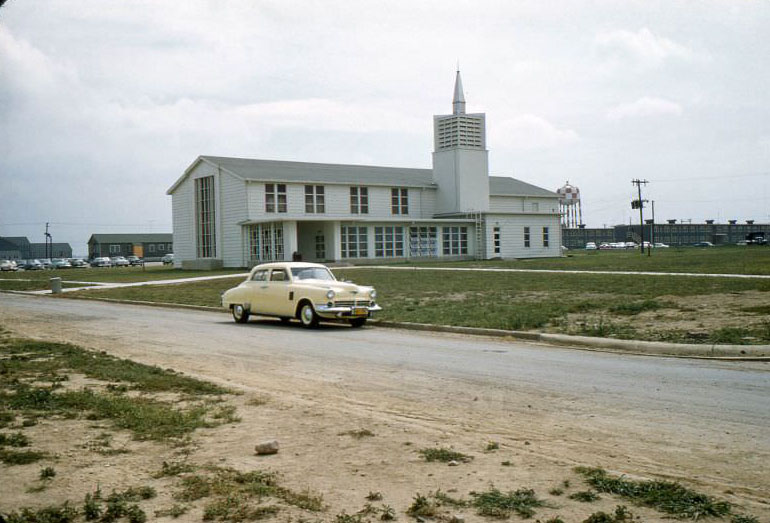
[298,303,318,328]
[232,304,250,324]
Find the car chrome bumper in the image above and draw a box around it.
[316,303,382,318]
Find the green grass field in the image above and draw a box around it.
[0,265,245,284]
[409,245,770,275]
[66,254,770,344]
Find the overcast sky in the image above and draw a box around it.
[1,1,769,254]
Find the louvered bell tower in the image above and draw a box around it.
[432,70,490,214]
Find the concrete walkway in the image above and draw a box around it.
[3,273,249,295]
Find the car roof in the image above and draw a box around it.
[250,262,328,272]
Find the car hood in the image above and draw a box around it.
[295,280,373,295]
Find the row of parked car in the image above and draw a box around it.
[0,254,174,271]
[585,241,670,250]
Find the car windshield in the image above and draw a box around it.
[291,267,335,281]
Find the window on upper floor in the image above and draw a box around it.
[305,185,325,213]
[391,188,408,215]
[265,183,287,213]
[532,202,539,212]
[350,187,369,214]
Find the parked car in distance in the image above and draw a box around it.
[127,255,144,266]
[70,258,89,268]
[22,259,44,270]
[0,260,18,271]
[653,242,669,248]
[110,256,130,267]
[222,262,382,328]
[585,242,597,250]
[693,241,715,247]
[90,257,112,267]
[51,258,72,269]
[161,253,174,265]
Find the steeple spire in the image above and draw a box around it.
[452,69,466,115]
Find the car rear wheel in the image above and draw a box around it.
[298,303,318,328]
[350,318,367,328]
[232,304,250,324]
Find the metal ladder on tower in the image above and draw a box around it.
[473,212,485,260]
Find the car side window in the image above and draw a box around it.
[270,269,288,282]
[251,270,267,282]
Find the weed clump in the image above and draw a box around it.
[1,502,79,523]
[339,428,375,439]
[418,447,472,463]
[582,505,635,523]
[569,490,600,502]
[0,431,29,447]
[470,487,543,519]
[575,467,731,519]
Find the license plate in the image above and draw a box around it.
[353,308,368,316]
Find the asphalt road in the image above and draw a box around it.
[2,294,768,429]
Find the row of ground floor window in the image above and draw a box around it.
[234,222,553,264]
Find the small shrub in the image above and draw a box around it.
[732,515,759,523]
[1,502,78,523]
[83,492,102,520]
[154,505,189,519]
[407,494,438,518]
[0,448,47,465]
[501,460,512,466]
[575,467,731,519]
[380,505,396,521]
[154,460,195,478]
[336,512,364,523]
[537,518,565,523]
[486,441,500,451]
[569,490,600,502]
[470,487,543,519]
[418,447,472,463]
[339,428,375,439]
[39,466,56,480]
[610,300,664,316]
[548,488,563,496]
[366,491,383,501]
[0,431,30,447]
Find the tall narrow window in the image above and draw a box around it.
[265,184,287,213]
[305,185,325,213]
[542,227,550,247]
[195,176,216,258]
[350,187,369,214]
[391,188,408,215]
[493,227,501,254]
[442,226,468,255]
[524,227,530,248]
[341,226,369,258]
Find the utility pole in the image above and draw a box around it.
[44,222,52,260]
[631,179,648,255]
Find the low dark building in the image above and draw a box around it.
[563,221,769,249]
[0,236,72,259]
[88,234,173,260]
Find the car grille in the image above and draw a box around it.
[334,299,370,308]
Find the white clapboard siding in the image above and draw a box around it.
[219,172,247,267]
[485,213,562,259]
[171,173,195,269]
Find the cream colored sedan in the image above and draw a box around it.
[222,262,381,328]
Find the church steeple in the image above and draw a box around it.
[452,69,466,115]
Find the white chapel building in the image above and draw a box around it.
[167,72,562,269]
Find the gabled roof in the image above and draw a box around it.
[489,176,558,198]
[88,234,172,244]
[1,236,31,248]
[168,156,557,199]
[168,156,435,194]
[0,238,21,252]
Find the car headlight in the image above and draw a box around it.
[369,289,377,299]
[326,290,335,300]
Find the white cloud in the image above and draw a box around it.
[607,97,683,121]
[492,115,578,150]
[595,27,694,67]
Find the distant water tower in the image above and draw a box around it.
[557,181,583,228]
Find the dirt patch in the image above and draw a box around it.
[0,308,768,522]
